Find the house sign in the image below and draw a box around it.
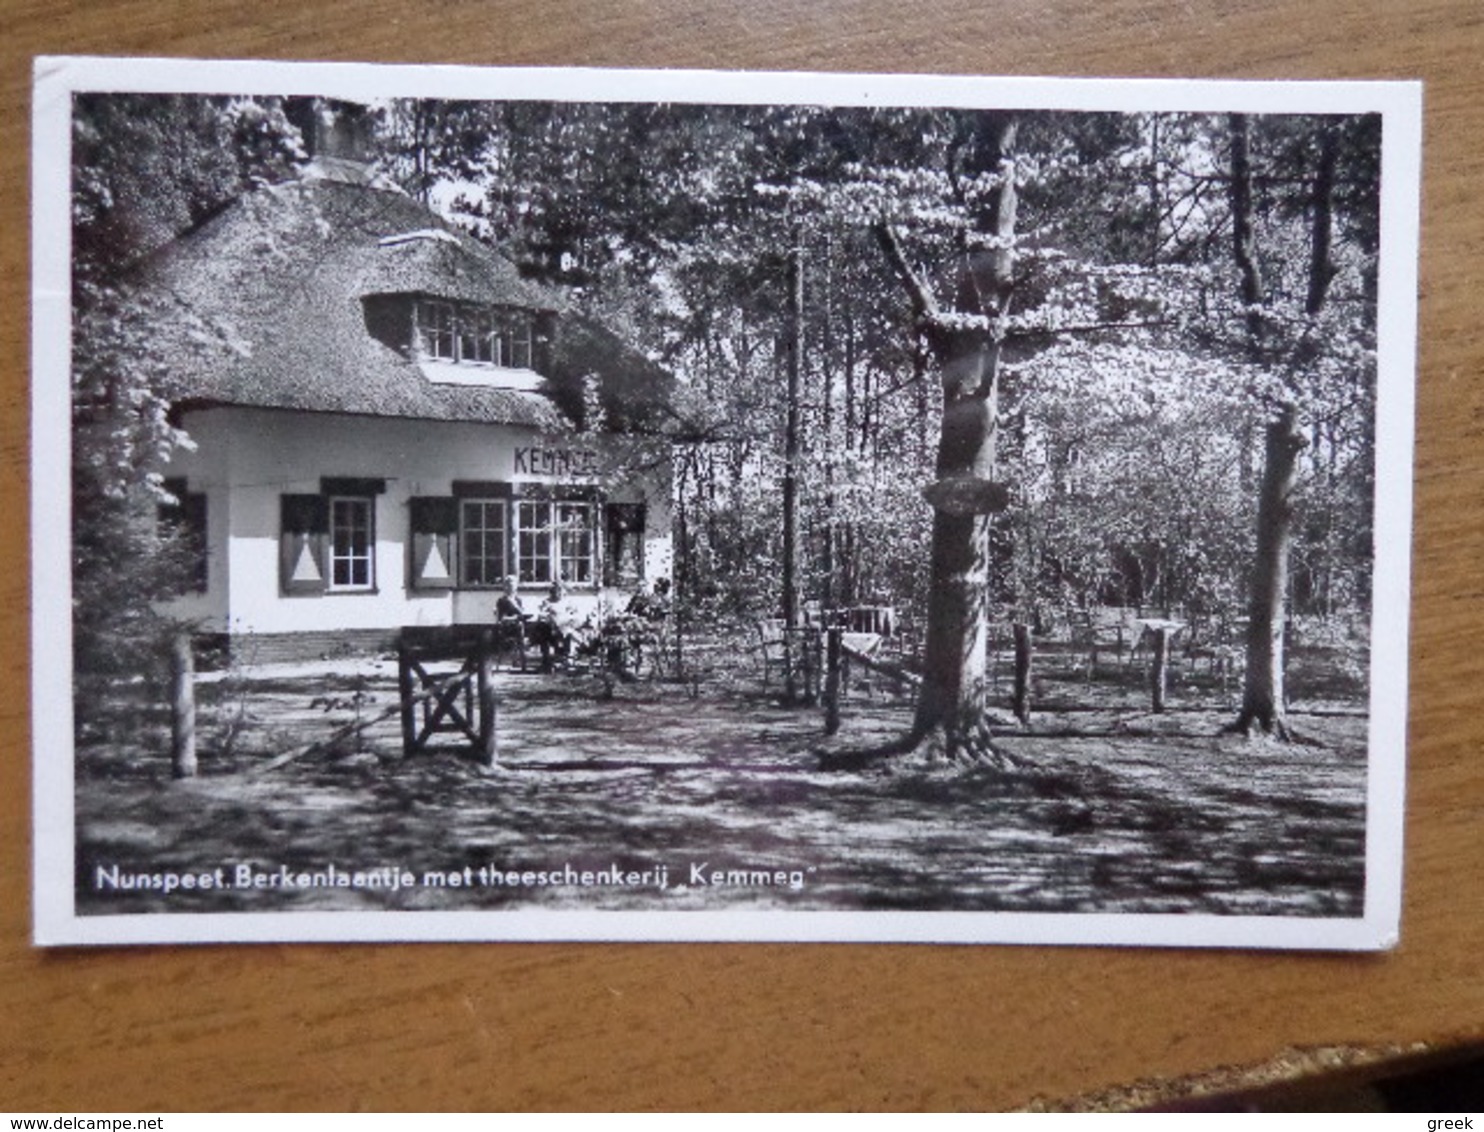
[513,445,602,478]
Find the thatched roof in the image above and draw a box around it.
[137,174,673,433]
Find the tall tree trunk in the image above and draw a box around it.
[914,460,995,743]
[781,232,803,630]
[839,113,1017,764]
[1229,115,1265,338]
[1306,125,1339,320]
[1227,116,1335,738]
[1228,111,1290,736]
[1231,113,1264,493]
[821,233,838,611]
[674,449,693,676]
[842,307,858,604]
[1233,402,1303,736]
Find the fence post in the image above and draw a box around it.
[782,627,797,704]
[1012,622,1032,726]
[823,627,842,736]
[1151,626,1170,713]
[170,631,196,779]
[397,640,417,756]
[477,630,498,767]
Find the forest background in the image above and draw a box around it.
[71,94,1382,750]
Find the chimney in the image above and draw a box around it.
[286,97,378,186]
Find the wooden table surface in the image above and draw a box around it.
[3,0,1481,1112]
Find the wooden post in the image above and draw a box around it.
[813,629,825,709]
[782,629,797,704]
[170,631,196,779]
[477,630,498,767]
[1151,626,1170,713]
[824,627,842,736]
[397,641,417,756]
[1012,622,1032,726]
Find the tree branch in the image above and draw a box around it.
[872,222,939,322]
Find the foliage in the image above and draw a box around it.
[365,103,1378,644]
[73,94,304,290]
[71,95,1381,694]
[70,95,304,688]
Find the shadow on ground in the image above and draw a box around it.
[74,651,1367,918]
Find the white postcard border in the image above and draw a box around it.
[31,56,1423,949]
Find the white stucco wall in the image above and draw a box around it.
[163,406,672,636]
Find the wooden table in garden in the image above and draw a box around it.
[1134,618,1186,713]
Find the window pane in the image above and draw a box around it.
[516,500,552,584]
[416,300,455,360]
[460,306,496,364]
[330,497,373,589]
[507,314,533,370]
[556,502,594,584]
[460,499,506,587]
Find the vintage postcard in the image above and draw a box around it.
[31,57,1420,947]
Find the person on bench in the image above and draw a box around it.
[625,576,671,621]
[495,575,527,622]
[537,581,592,671]
[492,576,531,669]
[612,578,671,677]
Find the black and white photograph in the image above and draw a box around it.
[31,59,1419,947]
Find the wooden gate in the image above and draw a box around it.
[396,626,500,765]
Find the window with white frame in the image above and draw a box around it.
[415,300,536,369]
[506,316,534,370]
[458,306,496,365]
[555,501,596,586]
[511,498,597,586]
[328,496,374,590]
[413,489,601,593]
[415,299,456,361]
[459,498,508,588]
[515,499,554,585]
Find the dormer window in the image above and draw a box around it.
[415,299,536,370]
[459,306,495,364]
[507,317,534,370]
[417,300,456,360]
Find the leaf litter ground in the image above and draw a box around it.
[74,647,1367,919]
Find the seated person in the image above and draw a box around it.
[494,575,528,622]
[625,577,672,621]
[536,581,594,669]
[615,578,672,677]
[492,576,530,669]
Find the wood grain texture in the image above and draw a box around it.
[3,0,1481,1111]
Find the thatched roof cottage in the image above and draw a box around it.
[143,102,673,660]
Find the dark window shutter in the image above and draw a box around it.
[321,476,387,497]
[409,496,458,590]
[280,494,328,595]
[159,478,209,594]
[452,480,513,499]
[183,492,209,592]
[605,502,646,588]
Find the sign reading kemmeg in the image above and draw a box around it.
[513,446,602,478]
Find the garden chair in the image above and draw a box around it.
[489,618,532,672]
[1068,609,1100,682]
[755,618,787,687]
